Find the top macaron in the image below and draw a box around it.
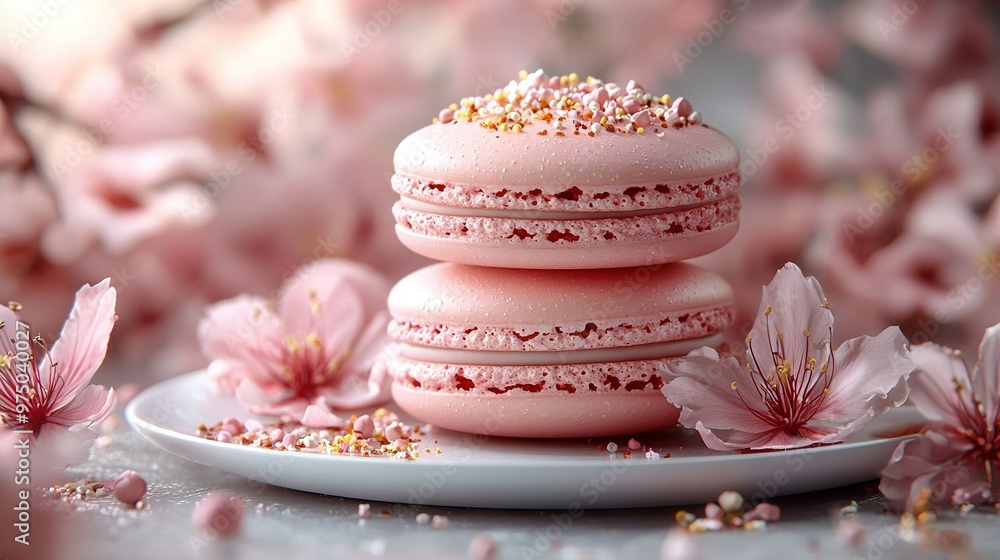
[392,69,741,269]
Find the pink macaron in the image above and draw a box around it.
[391,69,741,270]
[387,262,735,438]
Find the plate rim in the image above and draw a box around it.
[126,370,923,470]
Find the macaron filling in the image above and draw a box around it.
[397,196,717,220]
[389,306,734,353]
[397,333,721,366]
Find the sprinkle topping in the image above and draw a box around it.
[436,69,702,135]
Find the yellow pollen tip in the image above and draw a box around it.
[285,335,300,353]
[305,333,322,350]
[821,299,830,309]
[803,329,810,337]
[764,305,772,316]
[730,382,738,390]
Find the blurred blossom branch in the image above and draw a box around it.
[0,0,997,386]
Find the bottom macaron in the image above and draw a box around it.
[386,262,735,438]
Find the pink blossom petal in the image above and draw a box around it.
[0,304,18,328]
[207,359,254,396]
[281,276,364,353]
[747,263,833,379]
[907,344,970,425]
[661,349,773,432]
[318,313,392,409]
[279,260,390,351]
[879,428,981,510]
[41,279,117,411]
[233,379,293,415]
[971,323,1000,423]
[300,399,346,428]
[693,422,778,452]
[294,259,391,316]
[814,327,912,424]
[47,385,117,428]
[199,295,283,387]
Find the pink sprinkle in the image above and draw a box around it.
[705,502,724,520]
[627,438,642,450]
[216,431,233,443]
[439,108,455,124]
[112,471,147,506]
[269,428,284,442]
[385,423,403,442]
[744,503,781,522]
[244,419,264,434]
[594,87,609,105]
[358,503,372,518]
[626,79,643,92]
[194,491,245,536]
[632,110,652,127]
[281,433,297,448]
[622,96,642,115]
[432,514,450,529]
[353,415,375,439]
[664,107,682,126]
[672,97,693,118]
[221,418,243,436]
[467,533,498,559]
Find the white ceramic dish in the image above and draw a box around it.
[126,371,923,509]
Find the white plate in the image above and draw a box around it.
[126,371,924,509]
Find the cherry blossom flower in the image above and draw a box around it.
[661,263,913,451]
[0,279,118,481]
[198,259,392,427]
[880,323,1000,509]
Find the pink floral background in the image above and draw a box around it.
[1,0,998,387]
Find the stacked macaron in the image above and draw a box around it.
[387,70,739,437]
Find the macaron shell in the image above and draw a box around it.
[394,121,740,189]
[388,262,735,344]
[392,383,679,438]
